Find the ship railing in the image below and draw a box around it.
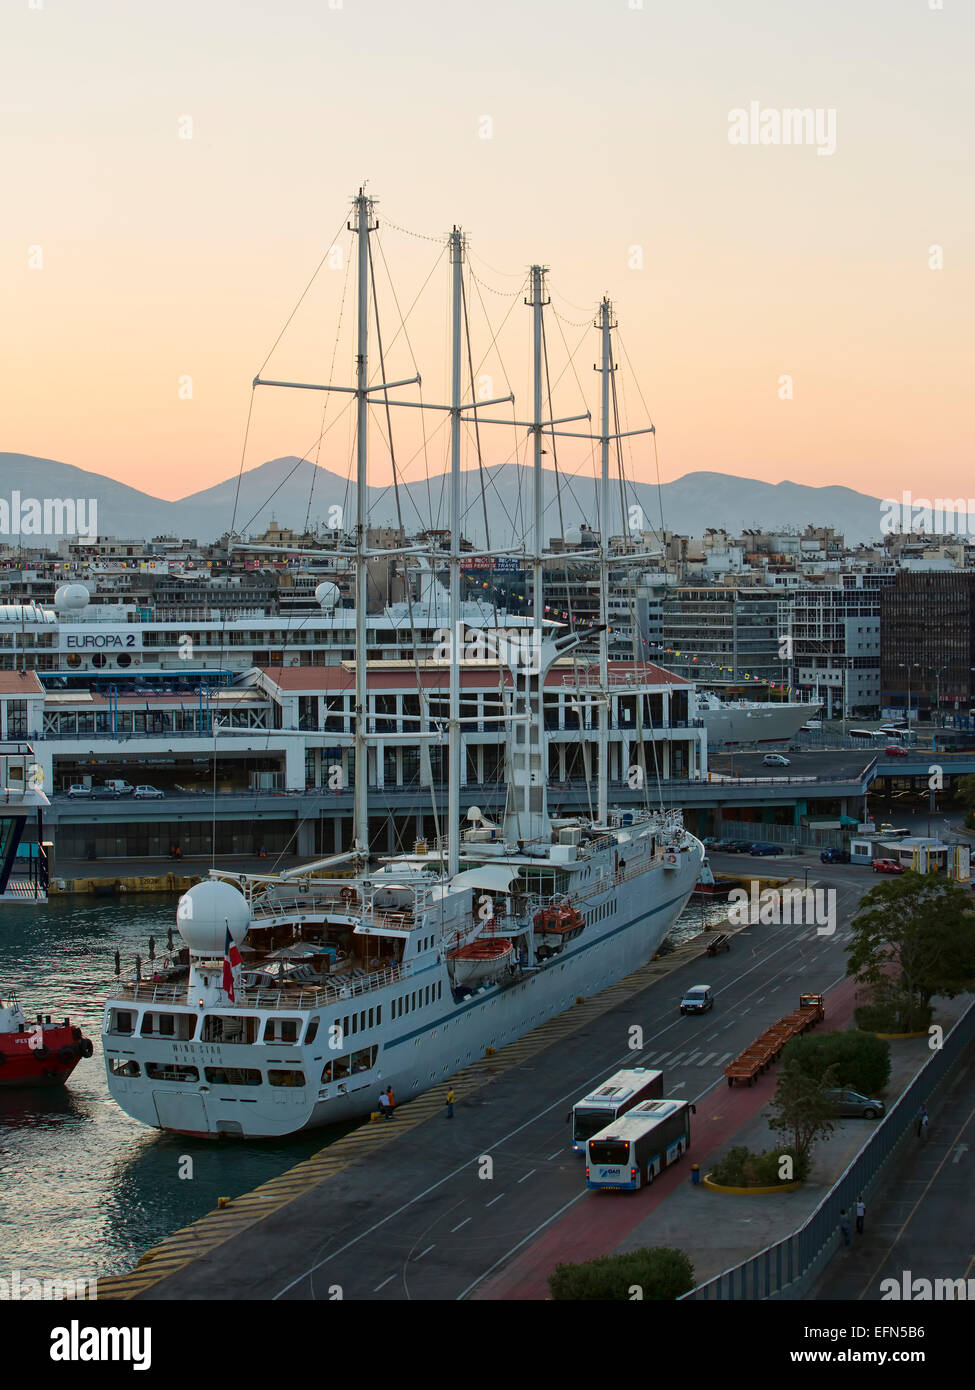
[110,964,408,1010]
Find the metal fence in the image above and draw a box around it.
[713,818,846,851]
[681,999,975,1299]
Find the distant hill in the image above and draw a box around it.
[0,452,893,546]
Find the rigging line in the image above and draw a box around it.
[305,235,355,533]
[466,243,525,278]
[615,328,666,535]
[236,400,355,538]
[255,211,353,380]
[380,213,446,244]
[548,280,594,315]
[367,241,443,854]
[468,268,523,298]
[461,273,491,548]
[368,232,448,382]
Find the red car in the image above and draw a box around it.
[872,858,904,874]
[885,745,910,757]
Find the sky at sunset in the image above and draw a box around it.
[5,0,972,509]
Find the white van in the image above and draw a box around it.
[103,780,135,796]
[680,984,714,1015]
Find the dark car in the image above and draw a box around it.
[820,847,850,864]
[826,1088,885,1119]
[726,840,753,854]
[749,843,785,856]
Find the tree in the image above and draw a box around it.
[766,1060,836,1170]
[549,1247,694,1300]
[783,1029,891,1096]
[847,872,975,1026]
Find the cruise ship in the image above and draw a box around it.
[101,195,703,1137]
[693,690,822,748]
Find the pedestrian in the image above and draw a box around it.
[840,1209,851,1248]
[135,953,142,982]
[920,1111,929,1141]
[167,926,174,953]
[378,1090,391,1120]
[917,1103,928,1138]
[446,1086,455,1119]
[113,948,121,977]
[385,1085,396,1117]
[148,935,156,961]
[855,1197,866,1235]
[175,845,182,861]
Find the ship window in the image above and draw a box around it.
[145,1062,199,1083]
[263,1018,301,1044]
[108,1057,141,1077]
[350,1013,358,1035]
[109,1009,135,1035]
[360,1010,366,1031]
[368,1008,374,1028]
[268,1069,306,1087]
[350,1045,377,1073]
[376,1005,381,1024]
[304,1017,320,1045]
[204,1067,262,1086]
[343,1015,350,1037]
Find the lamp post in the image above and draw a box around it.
[929,665,947,728]
[898,661,920,723]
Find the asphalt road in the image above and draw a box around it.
[710,750,875,780]
[136,862,874,1302]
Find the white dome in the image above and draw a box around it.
[563,527,582,546]
[176,880,250,954]
[315,581,341,610]
[54,583,90,611]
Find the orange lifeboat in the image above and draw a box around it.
[446,937,515,988]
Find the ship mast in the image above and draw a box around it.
[447,228,464,876]
[597,296,614,826]
[353,192,374,852]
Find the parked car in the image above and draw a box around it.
[726,840,753,854]
[885,745,910,757]
[750,843,785,856]
[820,847,850,863]
[803,720,822,730]
[134,785,165,799]
[680,984,714,1015]
[826,1088,885,1119]
[67,784,92,798]
[762,753,791,766]
[872,858,904,874]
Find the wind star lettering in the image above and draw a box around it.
[50,1321,151,1371]
[0,493,98,538]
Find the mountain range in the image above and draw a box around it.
[0,452,896,547]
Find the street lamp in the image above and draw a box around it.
[929,666,948,727]
[898,662,920,722]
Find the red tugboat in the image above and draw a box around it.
[0,994,94,1088]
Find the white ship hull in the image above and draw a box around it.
[104,841,701,1138]
[699,701,820,748]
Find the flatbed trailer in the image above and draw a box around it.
[725,993,827,1086]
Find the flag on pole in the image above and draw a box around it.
[223,926,241,1002]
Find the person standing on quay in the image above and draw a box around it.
[385,1085,396,1117]
[855,1197,866,1235]
[446,1086,455,1119]
[378,1090,390,1119]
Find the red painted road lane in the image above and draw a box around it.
[473,973,860,1300]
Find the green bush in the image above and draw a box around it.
[709,1145,806,1187]
[854,1000,933,1033]
[783,1028,891,1095]
[549,1246,694,1301]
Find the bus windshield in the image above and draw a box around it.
[574,1109,614,1143]
[588,1140,629,1165]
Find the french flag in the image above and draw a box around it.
[223,927,242,1002]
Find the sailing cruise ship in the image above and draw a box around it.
[102,193,703,1137]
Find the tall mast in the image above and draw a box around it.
[530,266,547,642]
[447,228,465,876]
[597,296,615,825]
[353,190,374,854]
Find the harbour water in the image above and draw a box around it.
[0,889,720,1293]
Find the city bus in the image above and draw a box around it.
[568,1067,664,1154]
[585,1098,695,1190]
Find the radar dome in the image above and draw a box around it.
[176,880,250,954]
[54,583,90,611]
[315,581,341,610]
[563,527,582,547]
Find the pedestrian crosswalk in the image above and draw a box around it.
[641,1050,733,1068]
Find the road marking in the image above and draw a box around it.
[684,1052,701,1064]
[485,1192,506,1208]
[653,1050,672,1064]
[518,1169,536,1184]
[546,1149,561,1161]
[754,995,766,1004]
[416,1244,436,1260]
[669,1052,686,1065]
[374,1274,395,1291]
[451,1218,471,1233]
[456,1190,588,1301]
[717,1053,732,1065]
[698,1053,716,1066]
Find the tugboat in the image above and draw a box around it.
[0,994,94,1088]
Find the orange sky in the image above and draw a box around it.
[5,0,971,503]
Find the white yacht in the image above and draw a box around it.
[694,690,821,747]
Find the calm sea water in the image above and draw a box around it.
[0,890,717,1292]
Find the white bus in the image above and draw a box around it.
[586,1098,694,1190]
[568,1067,664,1154]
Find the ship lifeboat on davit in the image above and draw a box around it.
[446,936,515,988]
[533,903,585,949]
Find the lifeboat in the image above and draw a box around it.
[447,936,515,988]
[0,995,94,1089]
[533,903,585,948]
